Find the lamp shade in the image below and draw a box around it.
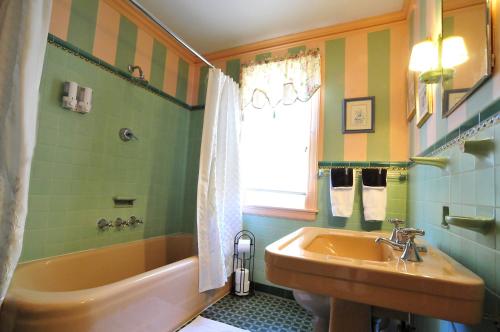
[442,36,468,68]
[409,40,439,72]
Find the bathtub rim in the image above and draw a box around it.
[6,234,199,305]
[18,233,193,265]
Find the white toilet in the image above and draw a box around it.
[293,289,330,332]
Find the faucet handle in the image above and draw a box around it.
[97,218,113,230]
[114,217,129,227]
[399,228,425,239]
[400,228,425,262]
[388,218,405,228]
[129,216,143,225]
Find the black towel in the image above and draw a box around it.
[330,168,353,187]
[361,169,387,187]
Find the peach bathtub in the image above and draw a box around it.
[0,234,229,332]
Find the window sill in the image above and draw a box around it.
[243,205,318,221]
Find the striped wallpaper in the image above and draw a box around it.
[198,23,410,162]
[408,0,500,156]
[49,0,199,106]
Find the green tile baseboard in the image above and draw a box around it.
[253,282,294,300]
[47,34,205,112]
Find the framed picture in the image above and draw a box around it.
[416,82,433,128]
[407,71,416,121]
[443,88,469,117]
[342,96,375,133]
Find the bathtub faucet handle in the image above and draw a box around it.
[97,218,113,230]
[114,217,129,227]
[129,216,143,226]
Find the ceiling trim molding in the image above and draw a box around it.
[203,0,411,62]
[103,0,198,63]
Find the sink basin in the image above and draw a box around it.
[305,234,394,262]
[265,227,484,325]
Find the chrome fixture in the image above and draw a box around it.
[114,217,129,227]
[97,218,113,230]
[400,228,425,262]
[119,128,138,141]
[127,0,214,68]
[376,227,426,262]
[375,237,405,250]
[388,218,406,244]
[128,64,146,81]
[128,216,143,226]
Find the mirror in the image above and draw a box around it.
[441,0,493,117]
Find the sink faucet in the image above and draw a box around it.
[376,227,426,262]
[388,218,406,244]
[375,237,405,250]
[374,218,407,250]
[400,228,425,262]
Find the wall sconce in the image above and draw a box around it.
[409,35,468,84]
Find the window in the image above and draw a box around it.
[239,51,321,220]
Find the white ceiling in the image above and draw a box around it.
[137,0,405,54]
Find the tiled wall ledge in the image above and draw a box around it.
[415,108,500,160]
[47,34,205,111]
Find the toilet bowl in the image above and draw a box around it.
[293,289,330,332]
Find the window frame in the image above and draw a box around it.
[242,91,320,221]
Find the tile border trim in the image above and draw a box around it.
[415,110,500,161]
[318,161,410,169]
[47,33,205,111]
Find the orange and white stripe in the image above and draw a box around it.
[93,0,120,65]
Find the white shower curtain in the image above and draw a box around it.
[197,69,242,293]
[0,0,52,302]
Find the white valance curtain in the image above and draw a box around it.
[197,69,242,292]
[240,50,321,109]
[0,0,52,302]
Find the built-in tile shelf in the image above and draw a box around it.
[460,138,495,155]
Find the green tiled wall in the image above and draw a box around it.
[182,111,204,234]
[408,118,500,331]
[21,43,192,261]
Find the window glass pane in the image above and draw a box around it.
[241,95,314,209]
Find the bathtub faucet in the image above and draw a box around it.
[114,217,129,227]
[129,216,143,226]
[97,218,113,230]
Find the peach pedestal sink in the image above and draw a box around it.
[265,227,484,330]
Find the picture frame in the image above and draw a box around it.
[407,71,416,121]
[416,82,433,128]
[443,88,469,117]
[342,96,375,134]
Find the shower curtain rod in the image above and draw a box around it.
[128,0,215,69]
